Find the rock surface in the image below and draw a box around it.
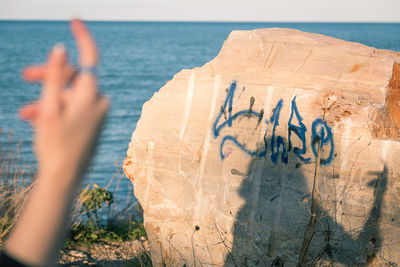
[123,28,400,266]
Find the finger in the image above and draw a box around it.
[19,101,40,121]
[42,44,67,116]
[70,19,98,101]
[22,65,45,82]
[23,64,76,83]
[70,19,98,67]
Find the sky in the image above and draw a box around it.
[0,0,399,22]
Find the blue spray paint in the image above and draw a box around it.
[220,136,258,160]
[270,99,288,164]
[311,118,334,165]
[213,82,263,137]
[288,96,311,163]
[258,121,269,158]
[213,81,264,159]
[212,81,335,165]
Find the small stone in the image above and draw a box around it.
[68,250,87,259]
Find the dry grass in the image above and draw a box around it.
[0,130,151,266]
[0,130,35,249]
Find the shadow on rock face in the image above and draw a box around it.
[224,140,388,267]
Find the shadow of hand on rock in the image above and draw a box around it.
[224,146,388,267]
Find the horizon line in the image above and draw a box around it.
[1,19,400,24]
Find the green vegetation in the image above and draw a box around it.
[66,184,147,248]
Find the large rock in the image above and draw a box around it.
[123,28,400,266]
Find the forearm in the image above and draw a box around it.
[5,167,79,266]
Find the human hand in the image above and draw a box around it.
[19,20,109,180]
[4,20,109,266]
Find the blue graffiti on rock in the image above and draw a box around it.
[212,81,334,165]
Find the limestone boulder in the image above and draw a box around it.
[123,28,400,266]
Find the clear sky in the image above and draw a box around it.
[1,0,399,22]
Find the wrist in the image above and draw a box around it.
[37,160,81,193]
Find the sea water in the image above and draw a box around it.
[0,21,399,205]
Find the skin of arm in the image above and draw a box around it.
[5,20,109,266]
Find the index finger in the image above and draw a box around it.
[70,19,97,67]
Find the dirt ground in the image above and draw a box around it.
[58,238,151,266]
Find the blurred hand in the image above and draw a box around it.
[19,20,109,178]
[5,20,109,266]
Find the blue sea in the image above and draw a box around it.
[1,21,400,204]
